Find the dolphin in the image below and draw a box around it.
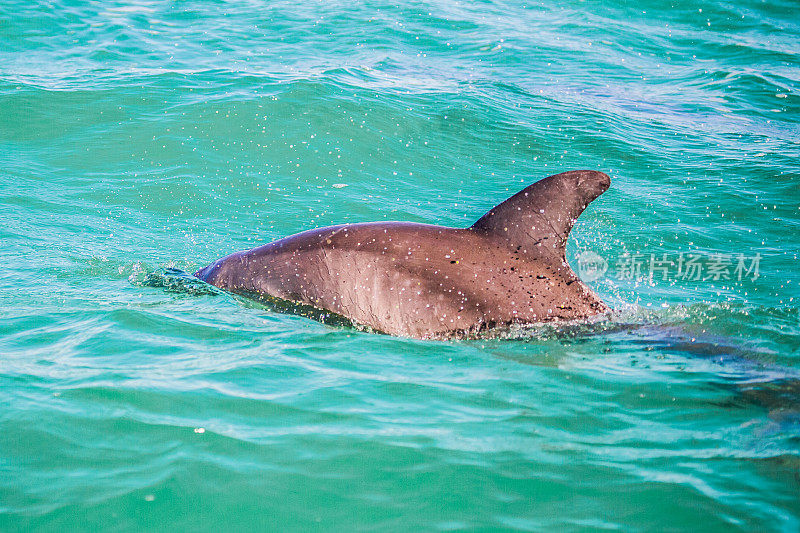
[195,170,611,339]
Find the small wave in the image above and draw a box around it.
[137,267,223,296]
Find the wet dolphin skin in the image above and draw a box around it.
[196,170,610,338]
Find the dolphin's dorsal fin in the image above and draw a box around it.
[469,170,610,260]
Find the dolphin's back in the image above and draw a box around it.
[195,171,610,338]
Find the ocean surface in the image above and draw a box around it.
[2,0,799,530]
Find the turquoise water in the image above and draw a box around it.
[2,0,799,529]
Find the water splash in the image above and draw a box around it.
[138,267,224,296]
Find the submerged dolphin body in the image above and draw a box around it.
[195,170,611,339]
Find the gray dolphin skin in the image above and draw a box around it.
[195,170,611,339]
